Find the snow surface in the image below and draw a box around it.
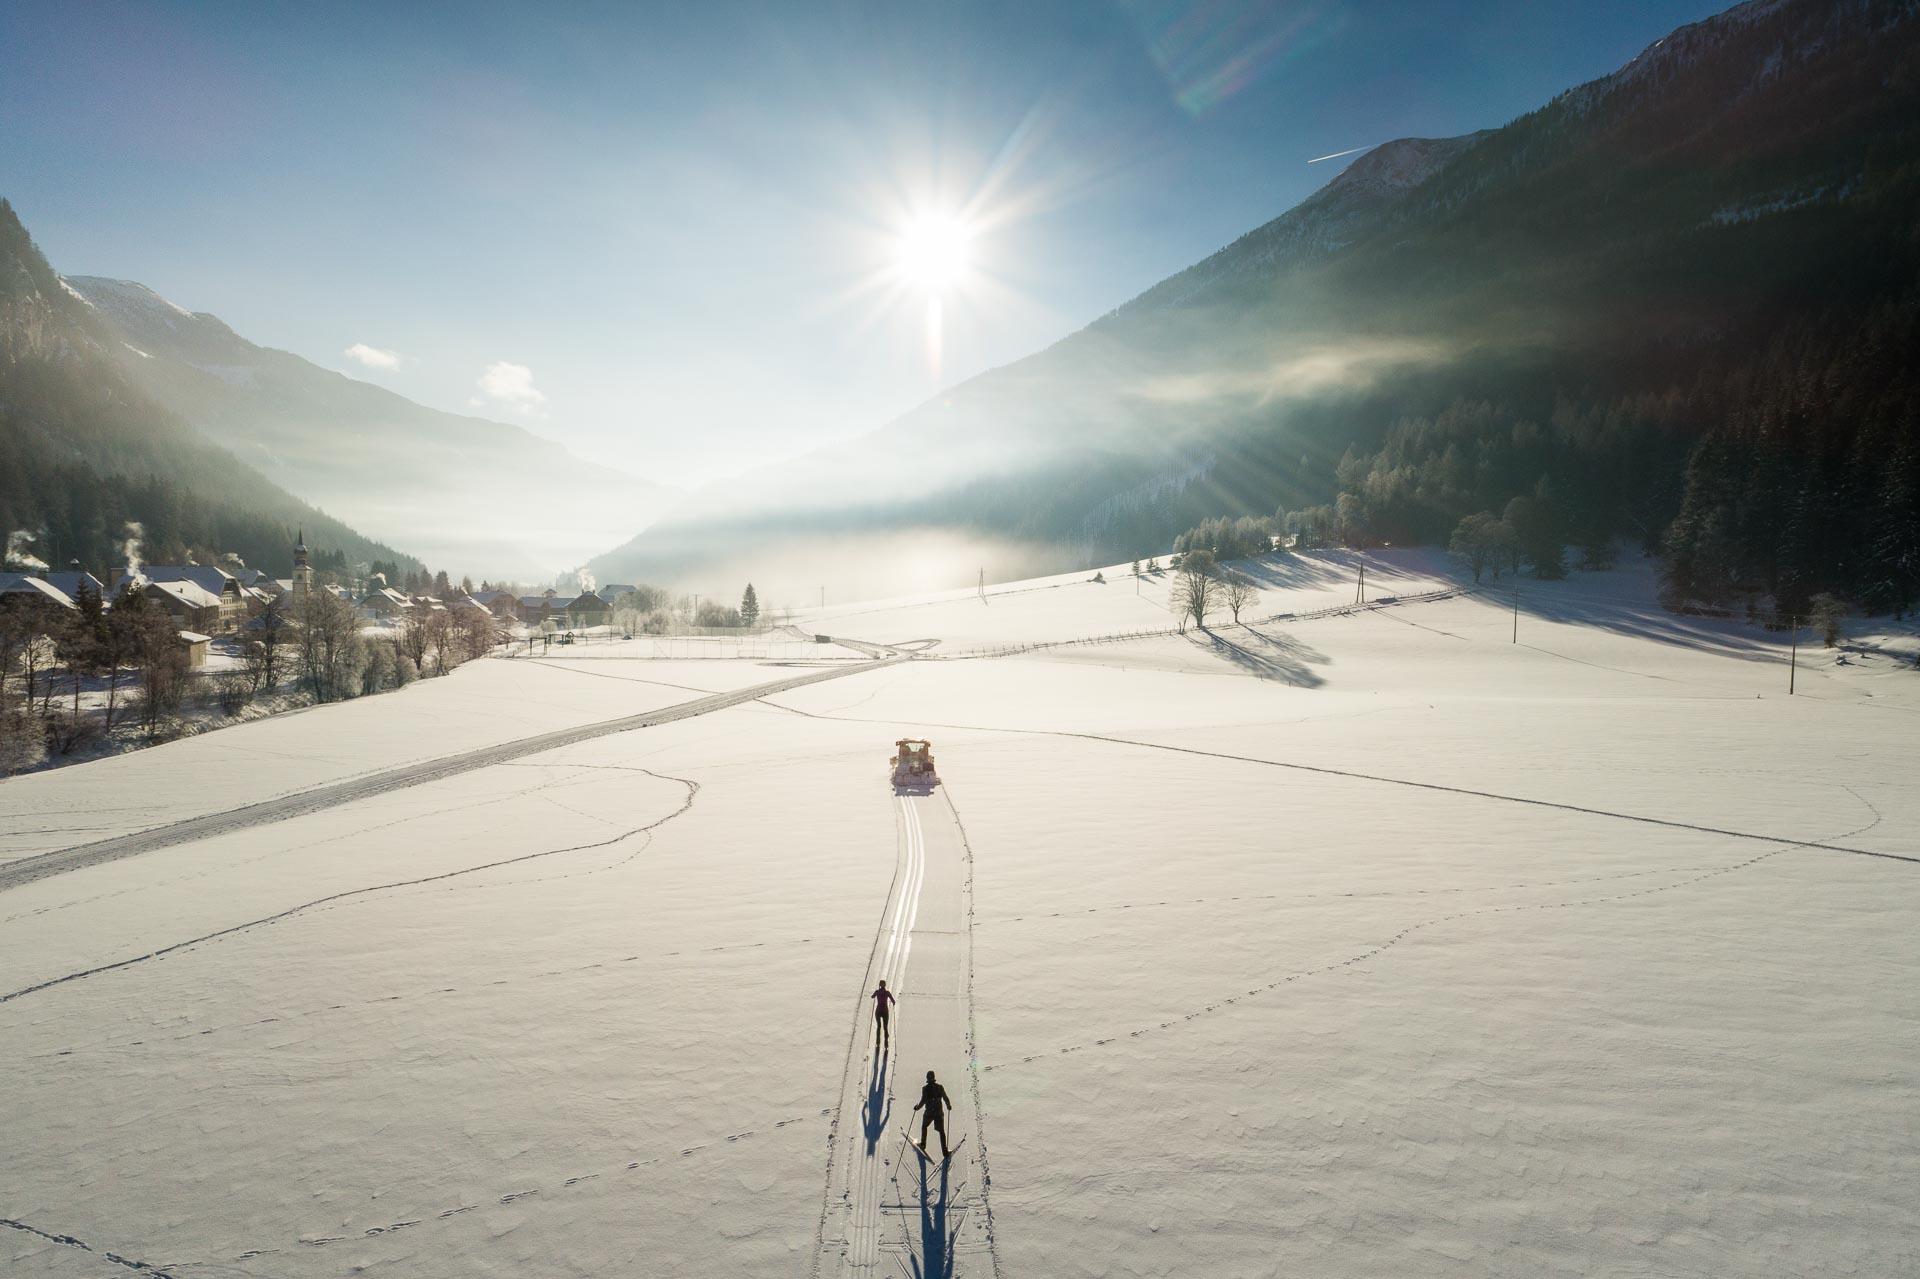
[2,549,1915,1277]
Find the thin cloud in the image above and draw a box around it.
[475,360,547,412]
[1308,143,1378,164]
[344,342,402,370]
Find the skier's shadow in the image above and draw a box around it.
[908,1154,954,1279]
[861,1042,891,1156]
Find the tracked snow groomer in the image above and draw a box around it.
[890,739,938,792]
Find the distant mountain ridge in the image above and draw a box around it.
[63,276,675,579]
[593,0,1920,611]
[0,199,420,580]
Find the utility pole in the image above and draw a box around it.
[1356,560,1366,604]
[979,566,985,603]
[1512,588,1519,643]
[820,586,825,613]
[1789,614,1799,694]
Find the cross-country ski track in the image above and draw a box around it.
[815,789,996,1279]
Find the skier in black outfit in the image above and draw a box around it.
[912,1069,953,1158]
[872,979,896,1048]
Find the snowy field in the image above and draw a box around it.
[2,549,1916,1277]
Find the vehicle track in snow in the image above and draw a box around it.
[753,704,1917,867]
[0,654,906,896]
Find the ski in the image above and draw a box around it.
[904,1134,965,1162]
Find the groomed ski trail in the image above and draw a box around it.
[814,790,996,1279]
[0,653,907,894]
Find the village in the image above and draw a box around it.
[0,529,755,774]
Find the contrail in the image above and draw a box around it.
[1308,143,1378,164]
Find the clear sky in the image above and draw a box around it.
[2,0,1726,489]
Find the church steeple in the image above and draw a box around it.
[292,527,314,606]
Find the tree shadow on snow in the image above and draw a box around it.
[1234,553,1359,592]
[1189,625,1329,687]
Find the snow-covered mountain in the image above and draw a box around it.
[65,276,675,579]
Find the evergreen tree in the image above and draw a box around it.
[740,583,760,627]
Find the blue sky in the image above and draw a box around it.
[2,0,1726,487]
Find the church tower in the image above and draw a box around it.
[292,528,314,607]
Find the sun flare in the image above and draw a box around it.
[893,212,974,292]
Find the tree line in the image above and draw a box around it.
[0,585,497,775]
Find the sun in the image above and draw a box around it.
[893,211,974,292]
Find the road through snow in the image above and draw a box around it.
[0,654,906,895]
[816,790,996,1278]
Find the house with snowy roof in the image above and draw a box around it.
[41,568,106,603]
[134,578,225,632]
[112,564,247,631]
[359,586,415,620]
[0,572,80,619]
[469,590,521,621]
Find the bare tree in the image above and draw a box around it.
[1169,550,1219,633]
[254,594,290,690]
[398,608,432,673]
[121,606,187,737]
[360,638,395,696]
[452,608,494,662]
[18,631,57,719]
[298,590,365,701]
[1449,512,1499,583]
[1220,568,1257,624]
[1808,592,1846,647]
[0,602,51,770]
[425,611,454,673]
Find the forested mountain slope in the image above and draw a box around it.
[597,0,1920,615]
[0,200,420,579]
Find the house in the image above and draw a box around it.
[0,572,80,621]
[359,587,415,620]
[137,579,224,632]
[561,591,612,629]
[42,568,106,603]
[470,590,520,621]
[599,584,640,605]
[175,630,211,668]
[518,589,562,625]
[115,565,248,632]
